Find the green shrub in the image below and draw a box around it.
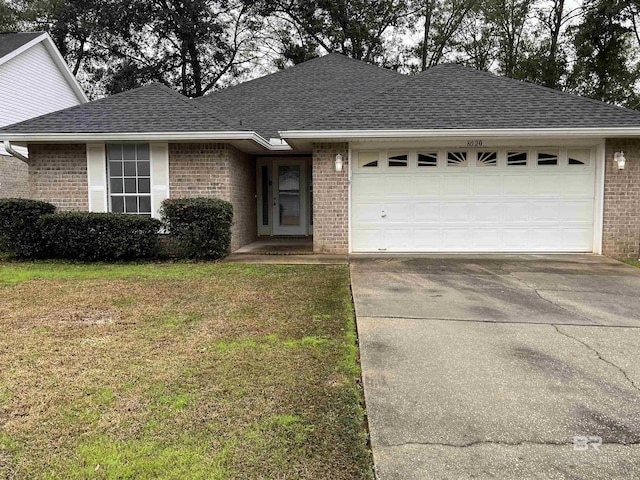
[0,199,56,258]
[40,212,161,261]
[160,198,233,259]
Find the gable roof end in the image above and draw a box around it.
[0,31,87,103]
[0,32,45,60]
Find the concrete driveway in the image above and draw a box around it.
[351,255,640,480]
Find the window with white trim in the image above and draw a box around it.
[477,151,498,167]
[417,152,437,167]
[107,144,152,215]
[507,151,527,166]
[537,151,559,166]
[388,153,408,167]
[447,151,468,167]
[568,149,590,166]
[358,152,379,168]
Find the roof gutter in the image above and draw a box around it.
[3,141,28,162]
[279,127,640,139]
[0,131,293,151]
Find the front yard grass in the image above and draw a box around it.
[624,259,640,269]
[0,261,372,479]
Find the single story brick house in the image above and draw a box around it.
[1,53,640,257]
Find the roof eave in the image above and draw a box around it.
[280,127,640,140]
[0,131,293,151]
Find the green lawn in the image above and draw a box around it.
[624,259,640,269]
[0,261,373,479]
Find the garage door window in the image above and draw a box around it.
[537,151,559,166]
[388,153,408,167]
[358,152,379,168]
[568,149,590,166]
[418,153,437,167]
[507,151,527,166]
[447,151,468,167]
[477,151,498,167]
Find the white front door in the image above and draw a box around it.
[273,159,307,235]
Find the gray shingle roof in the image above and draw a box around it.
[2,55,640,139]
[297,63,640,131]
[195,53,405,139]
[0,83,241,133]
[0,31,44,60]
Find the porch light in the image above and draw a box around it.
[614,151,626,170]
[335,153,344,172]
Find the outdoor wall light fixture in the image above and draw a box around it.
[614,151,626,170]
[335,153,344,172]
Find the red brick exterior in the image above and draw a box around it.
[603,139,640,259]
[169,143,256,251]
[312,143,349,253]
[28,144,88,211]
[0,154,28,198]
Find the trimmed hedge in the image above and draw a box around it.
[160,198,233,259]
[0,198,56,258]
[40,212,162,261]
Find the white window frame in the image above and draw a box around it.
[106,143,153,215]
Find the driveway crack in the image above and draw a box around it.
[507,273,595,323]
[553,324,640,394]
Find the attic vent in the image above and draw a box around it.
[447,151,468,167]
[477,151,497,167]
[418,153,437,167]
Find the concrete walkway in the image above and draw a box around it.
[351,255,640,479]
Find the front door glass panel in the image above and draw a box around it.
[278,165,301,226]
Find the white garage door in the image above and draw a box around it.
[351,148,596,253]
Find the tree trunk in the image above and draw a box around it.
[421,0,435,71]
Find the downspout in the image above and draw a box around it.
[3,141,28,162]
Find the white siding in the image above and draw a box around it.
[0,42,81,127]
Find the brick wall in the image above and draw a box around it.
[603,139,640,259]
[0,154,28,198]
[312,143,349,253]
[28,144,88,211]
[228,147,257,250]
[169,143,256,251]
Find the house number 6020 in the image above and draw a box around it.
[467,140,483,147]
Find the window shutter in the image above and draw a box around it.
[150,143,170,219]
[86,143,107,212]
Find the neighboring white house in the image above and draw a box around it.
[0,31,86,197]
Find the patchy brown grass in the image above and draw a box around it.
[0,262,372,479]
